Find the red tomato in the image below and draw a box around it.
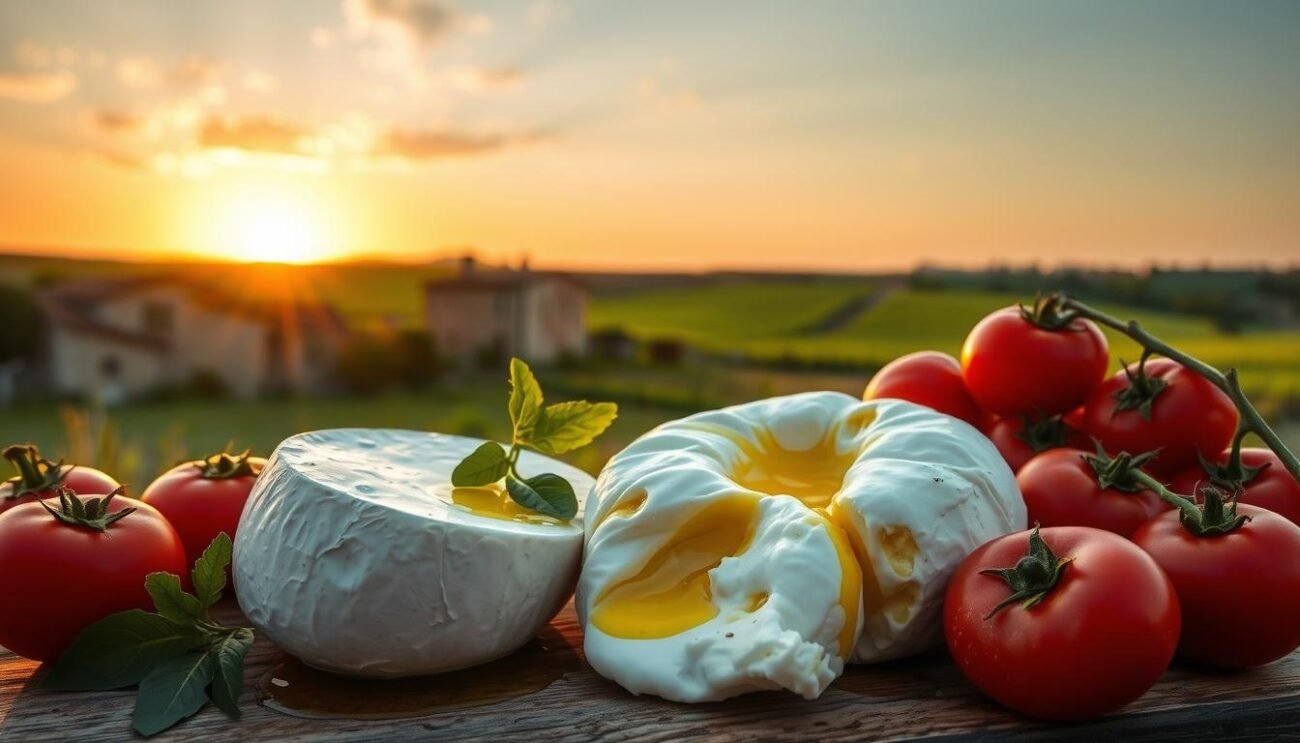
[1079,359,1238,477]
[1132,504,1300,668]
[1171,448,1300,525]
[945,526,1180,721]
[0,490,187,661]
[1017,448,1171,536]
[984,415,1088,473]
[1,444,119,514]
[961,305,1109,417]
[864,351,983,427]
[141,452,265,566]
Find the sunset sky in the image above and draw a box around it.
[1,1,1297,271]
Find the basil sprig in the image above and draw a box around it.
[451,358,617,520]
[44,533,255,737]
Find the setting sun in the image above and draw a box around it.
[224,197,322,264]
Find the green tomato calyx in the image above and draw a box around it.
[40,486,136,532]
[979,526,1073,620]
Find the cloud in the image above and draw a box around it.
[190,111,536,164]
[0,70,76,102]
[199,115,311,155]
[89,108,142,134]
[342,0,491,69]
[376,127,508,159]
[443,65,522,92]
[344,0,459,50]
[115,55,218,89]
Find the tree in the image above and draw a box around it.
[0,284,41,363]
[393,330,441,389]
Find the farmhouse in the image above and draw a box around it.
[35,275,348,402]
[424,258,587,365]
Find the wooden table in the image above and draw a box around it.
[3,601,1298,742]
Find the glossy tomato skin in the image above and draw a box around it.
[984,417,1088,473]
[1170,449,1300,525]
[0,498,187,661]
[1080,359,1238,477]
[1018,448,1171,536]
[141,458,265,566]
[0,465,119,514]
[1131,505,1300,669]
[945,527,1180,721]
[961,307,1109,418]
[864,351,983,427]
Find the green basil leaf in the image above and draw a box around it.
[132,650,215,737]
[505,473,578,520]
[525,401,619,455]
[208,628,255,719]
[450,441,510,487]
[508,358,543,441]
[145,572,205,623]
[43,610,208,692]
[192,532,233,609]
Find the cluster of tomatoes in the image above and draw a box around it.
[0,445,263,662]
[866,299,1300,721]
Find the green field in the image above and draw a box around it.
[593,285,1300,403]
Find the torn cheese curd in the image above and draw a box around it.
[577,392,1023,702]
[234,429,592,678]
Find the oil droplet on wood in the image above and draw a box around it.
[257,627,581,720]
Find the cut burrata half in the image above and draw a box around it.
[233,429,592,678]
[577,392,1023,702]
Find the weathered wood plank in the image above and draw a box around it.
[2,600,1298,742]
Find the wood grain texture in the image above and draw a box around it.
[3,600,1299,742]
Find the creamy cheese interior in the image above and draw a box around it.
[577,393,1024,702]
[588,416,871,658]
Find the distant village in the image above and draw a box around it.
[0,256,594,405]
[0,253,1296,406]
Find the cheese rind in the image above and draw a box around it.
[233,429,591,677]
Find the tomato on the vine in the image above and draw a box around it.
[1017,447,1171,536]
[961,299,1109,418]
[945,526,1179,721]
[1,444,119,514]
[1171,448,1300,525]
[142,451,265,567]
[984,415,1087,473]
[863,351,984,427]
[1132,498,1300,669]
[1079,358,1238,477]
[0,488,187,661]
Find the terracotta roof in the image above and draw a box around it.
[424,270,586,294]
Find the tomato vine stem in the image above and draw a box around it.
[1052,293,1300,483]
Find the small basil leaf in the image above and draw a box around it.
[505,473,578,520]
[192,532,233,609]
[508,358,544,441]
[43,610,208,692]
[526,401,619,455]
[145,572,205,623]
[132,650,215,737]
[208,628,255,719]
[451,441,510,487]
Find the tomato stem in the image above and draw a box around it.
[1130,468,1249,537]
[1055,294,1300,484]
[3,444,67,499]
[196,450,261,479]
